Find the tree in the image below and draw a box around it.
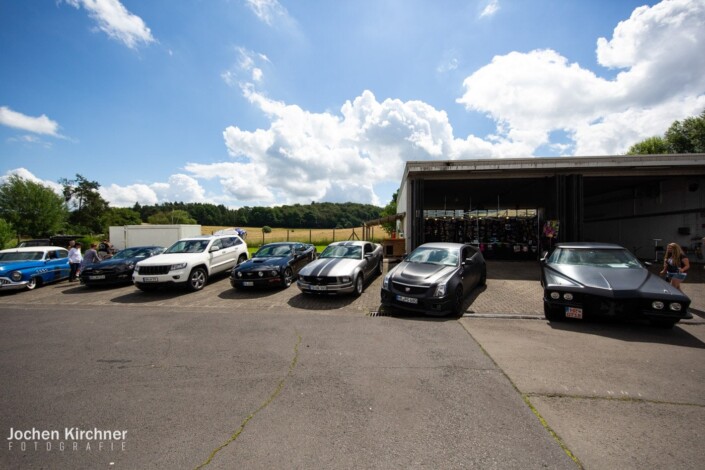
[626,136,669,155]
[59,174,109,233]
[100,207,142,233]
[380,190,399,236]
[0,175,68,240]
[147,210,197,225]
[627,109,705,155]
[0,218,15,249]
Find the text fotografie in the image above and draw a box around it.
[7,427,128,442]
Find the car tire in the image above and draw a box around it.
[237,254,247,265]
[26,277,38,290]
[187,267,208,292]
[353,274,364,297]
[282,267,294,287]
[452,285,464,316]
[650,318,678,329]
[543,302,564,322]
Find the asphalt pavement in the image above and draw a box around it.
[0,260,703,469]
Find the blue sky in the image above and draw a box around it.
[2,0,704,209]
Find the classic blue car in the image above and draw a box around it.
[231,242,317,288]
[0,246,71,290]
[80,245,165,287]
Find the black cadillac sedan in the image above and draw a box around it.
[231,242,316,289]
[381,242,486,316]
[541,242,691,328]
[80,246,165,287]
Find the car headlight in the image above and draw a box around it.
[383,274,391,289]
[652,301,664,310]
[271,270,278,277]
[171,263,187,271]
[127,263,135,270]
[669,303,682,312]
[258,272,264,277]
[340,276,351,283]
[434,283,447,298]
[10,271,22,282]
[236,271,242,278]
[563,293,574,301]
[550,291,560,300]
[133,266,140,274]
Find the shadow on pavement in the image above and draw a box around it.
[218,285,287,300]
[486,260,540,281]
[547,318,705,349]
[287,292,358,310]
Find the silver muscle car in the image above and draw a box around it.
[296,241,383,296]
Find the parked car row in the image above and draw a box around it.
[0,238,692,327]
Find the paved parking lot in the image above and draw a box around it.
[0,260,701,323]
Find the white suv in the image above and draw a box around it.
[133,235,248,292]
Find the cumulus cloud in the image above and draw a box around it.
[65,0,155,49]
[0,106,61,137]
[245,0,289,26]
[1,168,64,194]
[458,0,705,156]
[98,174,207,207]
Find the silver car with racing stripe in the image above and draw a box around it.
[296,241,383,296]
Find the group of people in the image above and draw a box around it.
[67,239,114,282]
[660,242,690,290]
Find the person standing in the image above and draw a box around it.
[82,243,101,266]
[660,242,690,290]
[68,242,83,282]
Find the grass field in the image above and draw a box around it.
[202,225,387,247]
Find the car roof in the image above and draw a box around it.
[554,242,626,250]
[327,241,371,247]
[417,242,467,249]
[0,246,67,253]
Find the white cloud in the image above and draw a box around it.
[458,0,705,156]
[65,0,155,49]
[1,168,64,195]
[480,0,500,18]
[0,106,61,137]
[99,174,207,207]
[245,0,289,26]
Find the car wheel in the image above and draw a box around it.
[452,285,464,315]
[26,277,38,290]
[353,274,364,297]
[543,302,564,322]
[237,254,247,265]
[650,318,678,329]
[282,267,294,287]
[187,268,208,292]
[478,269,487,287]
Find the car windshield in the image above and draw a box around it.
[112,248,154,259]
[165,240,210,254]
[320,245,362,260]
[255,245,292,257]
[548,248,642,268]
[0,251,44,261]
[406,247,459,267]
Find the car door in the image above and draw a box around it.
[47,249,70,281]
[362,243,376,276]
[208,238,229,274]
[461,245,481,289]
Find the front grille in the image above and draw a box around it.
[392,282,430,295]
[0,278,11,285]
[301,276,338,285]
[138,265,171,276]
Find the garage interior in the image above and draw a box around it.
[401,155,705,261]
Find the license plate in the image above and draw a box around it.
[396,295,418,304]
[311,285,327,291]
[143,277,158,283]
[565,307,583,319]
[89,275,106,280]
[243,281,254,287]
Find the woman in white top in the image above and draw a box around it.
[68,242,83,281]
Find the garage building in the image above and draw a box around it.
[395,154,705,261]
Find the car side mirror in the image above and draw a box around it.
[364,252,373,258]
[210,246,221,252]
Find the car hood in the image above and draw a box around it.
[390,262,456,285]
[544,265,688,299]
[83,257,137,270]
[136,253,204,266]
[299,258,361,277]
[238,256,288,270]
[0,260,46,271]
